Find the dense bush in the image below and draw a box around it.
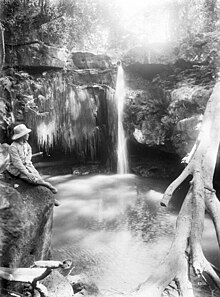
[0,0,220,56]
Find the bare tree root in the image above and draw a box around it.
[133,81,220,296]
[133,190,193,297]
[160,165,192,207]
[205,191,220,248]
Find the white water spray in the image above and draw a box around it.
[115,62,129,174]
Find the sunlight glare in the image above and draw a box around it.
[116,0,171,43]
[146,189,163,201]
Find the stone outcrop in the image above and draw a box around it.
[5,42,68,69]
[5,40,114,72]
[0,177,54,268]
[0,50,118,168]
[67,273,100,296]
[0,70,117,167]
[68,51,112,70]
[42,270,74,297]
[0,177,74,296]
[0,34,216,160]
[124,60,215,157]
[174,114,204,156]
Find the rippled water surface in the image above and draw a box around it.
[47,174,220,295]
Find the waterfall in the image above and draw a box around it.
[24,73,117,162]
[116,62,129,174]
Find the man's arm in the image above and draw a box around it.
[9,145,31,176]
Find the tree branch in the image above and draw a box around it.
[5,40,42,47]
[160,165,192,207]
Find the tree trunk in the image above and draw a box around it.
[0,22,5,72]
[133,80,220,296]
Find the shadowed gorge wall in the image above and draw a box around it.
[1,42,216,163]
[0,38,118,165]
[0,66,117,165]
[24,72,117,162]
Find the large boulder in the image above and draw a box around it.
[0,177,77,297]
[68,51,112,70]
[42,270,74,297]
[0,177,55,268]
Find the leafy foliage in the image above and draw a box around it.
[1,0,220,56]
[0,0,57,43]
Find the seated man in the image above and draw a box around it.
[6,124,58,196]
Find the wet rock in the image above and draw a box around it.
[72,164,108,176]
[41,270,74,297]
[131,165,169,178]
[67,273,100,296]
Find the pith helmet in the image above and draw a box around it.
[12,124,31,140]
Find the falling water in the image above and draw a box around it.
[115,62,129,174]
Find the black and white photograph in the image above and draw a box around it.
[0,0,220,296]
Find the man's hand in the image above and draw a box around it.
[26,173,36,182]
[32,152,43,158]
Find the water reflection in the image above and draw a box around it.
[47,174,220,295]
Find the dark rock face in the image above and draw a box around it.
[69,51,112,70]
[1,42,128,167]
[0,177,54,268]
[125,62,172,80]
[67,273,100,296]
[5,43,113,71]
[1,37,216,160]
[124,59,215,157]
[1,48,118,167]
[5,42,68,69]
